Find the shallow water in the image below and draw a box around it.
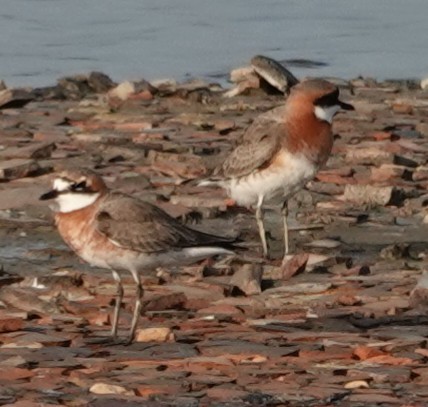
[1,0,428,87]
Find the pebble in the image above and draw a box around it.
[89,382,135,396]
[135,327,175,343]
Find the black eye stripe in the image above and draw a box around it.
[71,181,87,191]
[56,180,93,194]
[314,89,339,107]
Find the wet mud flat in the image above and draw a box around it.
[0,71,428,406]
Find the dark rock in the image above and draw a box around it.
[88,71,116,93]
[57,74,93,99]
[0,88,35,109]
[250,55,299,94]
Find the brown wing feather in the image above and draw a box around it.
[96,192,235,253]
[213,106,286,179]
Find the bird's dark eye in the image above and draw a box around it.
[71,181,87,191]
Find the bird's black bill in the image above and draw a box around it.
[39,190,59,200]
[339,100,354,111]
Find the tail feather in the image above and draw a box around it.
[191,229,245,252]
[179,177,223,188]
[197,178,224,188]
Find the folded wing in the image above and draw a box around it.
[213,106,286,179]
[96,193,237,253]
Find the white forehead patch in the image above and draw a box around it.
[53,178,72,192]
[314,105,340,124]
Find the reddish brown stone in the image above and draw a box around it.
[281,253,309,280]
[135,382,185,397]
[205,386,247,400]
[353,345,385,360]
[0,317,23,333]
[0,367,35,381]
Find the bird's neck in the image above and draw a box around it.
[284,105,334,166]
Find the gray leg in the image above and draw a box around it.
[128,270,144,344]
[281,200,289,256]
[255,195,269,258]
[110,270,123,339]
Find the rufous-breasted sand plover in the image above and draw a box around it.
[40,169,239,343]
[199,79,354,259]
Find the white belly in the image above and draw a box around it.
[90,245,233,272]
[227,151,317,207]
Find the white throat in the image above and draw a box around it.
[314,105,340,124]
[54,192,100,213]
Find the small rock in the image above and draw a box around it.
[0,142,56,160]
[353,345,385,360]
[0,88,34,109]
[136,382,184,397]
[409,272,428,310]
[87,71,116,93]
[1,355,27,367]
[206,386,248,400]
[223,77,261,98]
[413,166,428,181]
[420,77,428,90]
[150,78,177,94]
[229,263,263,295]
[33,128,69,143]
[89,382,135,396]
[392,102,413,114]
[250,54,299,93]
[337,295,362,306]
[108,79,156,102]
[230,66,256,83]
[0,159,40,180]
[304,239,341,249]
[135,327,175,343]
[0,316,23,333]
[57,75,93,99]
[107,81,135,101]
[370,164,406,182]
[0,286,60,315]
[340,184,404,206]
[344,380,370,389]
[213,119,236,133]
[0,367,35,381]
[345,147,393,166]
[416,122,428,137]
[142,292,187,312]
[263,282,331,295]
[281,253,309,280]
[197,303,244,318]
[1,332,70,348]
[371,131,392,141]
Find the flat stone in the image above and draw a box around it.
[0,316,23,333]
[229,263,263,295]
[0,367,35,381]
[1,332,71,348]
[0,159,40,180]
[135,327,175,343]
[89,382,135,396]
[0,142,56,160]
[0,88,35,109]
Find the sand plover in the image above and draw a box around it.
[40,169,239,343]
[200,79,353,259]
